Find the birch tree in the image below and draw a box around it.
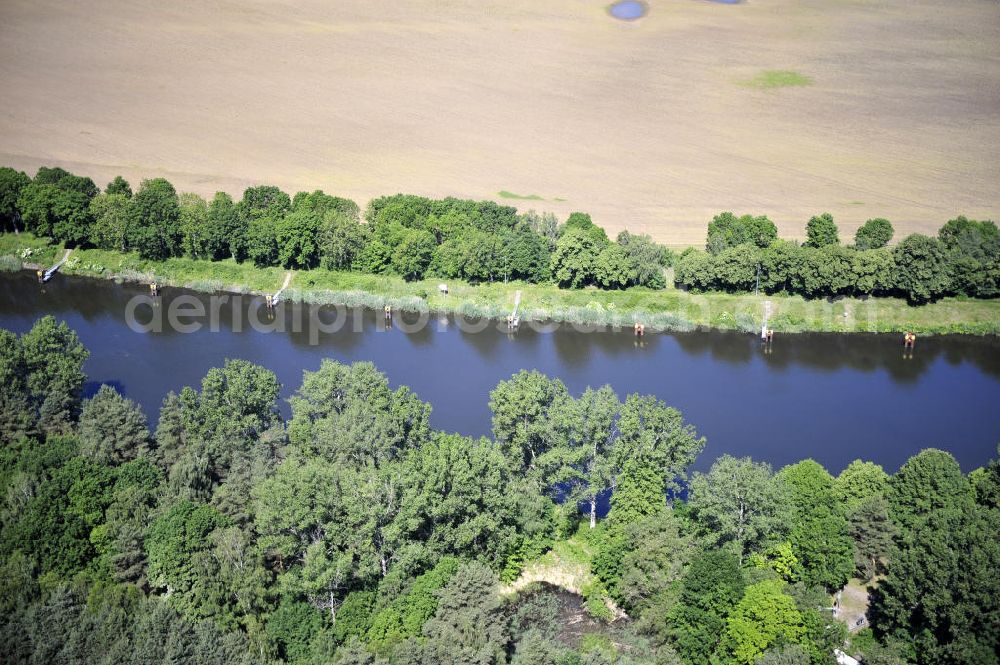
[688,455,790,563]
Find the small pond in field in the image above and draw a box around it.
[608,1,648,21]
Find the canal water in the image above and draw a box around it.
[2,271,998,473]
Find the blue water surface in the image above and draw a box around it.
[2,272,999,475]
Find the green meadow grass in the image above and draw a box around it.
[0,255,22,272]
[0,233,60,268]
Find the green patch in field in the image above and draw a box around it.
[742,70,813,90]
[554,197,567,202]
[497,190,544,201]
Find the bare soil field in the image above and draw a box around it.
[1,0,998,245]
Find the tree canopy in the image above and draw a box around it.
[2,312,999,665]
[855,218,894,250]
[4,164,995,306]
[805,213,839,248]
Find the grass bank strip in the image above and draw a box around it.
[2,234,998,335]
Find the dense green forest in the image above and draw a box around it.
[0,166,669,289]
[1,316,998,664]
[1,165,997,303]
[674,213,1000,304]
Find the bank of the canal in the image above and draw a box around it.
[2,271,999,474]
[3,233,1000,335]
